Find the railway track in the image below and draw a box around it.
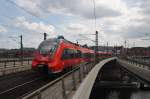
[0,69,55,99]
[0,62,91,99]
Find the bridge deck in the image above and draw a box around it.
[118,59,150,84]
[73,58,150,99]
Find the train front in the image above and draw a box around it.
[32,39,58,73]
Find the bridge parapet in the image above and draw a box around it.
[123,57,150,66]
[120,58,150,71]
[72,57,117,99]
[22,62,95,99]
[118,59,150,84]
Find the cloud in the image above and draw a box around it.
[98,5,149,39]
[140,0,150,15]
[120,0,150,41]
[0,26,7,33]
[15,0,44,17]
[125,19,150,39]
[15,0,122,19]
[64,23,87,33]
[3,16,57,48]
[1,0,149,48]
[14,16,55,34]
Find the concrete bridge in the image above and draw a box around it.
[15,57,150,99]
[73,57,150,99]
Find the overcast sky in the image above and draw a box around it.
[0,0,150,49]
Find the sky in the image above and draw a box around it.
[0,0,150,49]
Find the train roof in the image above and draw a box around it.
[41,38,112,55]
[42,36,94,53]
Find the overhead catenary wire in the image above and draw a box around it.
[92,0,97,30]
[5,0,54,36]
[6,0,43,21]
[5,0,90,43]
[0,17,44,45]
[6,0,65,34]
[4,0,99,46]
[79,34,95,42]
[0,15,44,37]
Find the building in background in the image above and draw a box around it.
[127,47,150,57]
[90,45,150,57]
[0,48,36,59]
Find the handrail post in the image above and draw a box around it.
[4,61,6,68]
[79,67,81,83]
[72,71,76,90]
[87,64,90,73]
[38,91,42,99]
[90,63,92,70]
[85,64,88,74]
[91,63,94,69]
[83,65,85,78]
[89,63,91,71]
[13,60,15,67]
[62,78,67,99]
[28,59,29,65]
[21,59,23,66]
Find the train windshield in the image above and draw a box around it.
[38,39,59,55]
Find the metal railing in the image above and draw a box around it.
[0,59,32,76]
[118,58,150,85]
[122,58,150,70]
[0,58,32,68]
[22,62,95,99]
[125,57,150,66]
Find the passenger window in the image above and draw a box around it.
[61,49,69,60]
[61,48,74,59]
[77,50,81,58]
[61,49,83,60]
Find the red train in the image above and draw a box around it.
[32,36,112,74]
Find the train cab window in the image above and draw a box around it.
[38,39,59,56]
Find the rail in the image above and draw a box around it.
[22,62,95,99]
